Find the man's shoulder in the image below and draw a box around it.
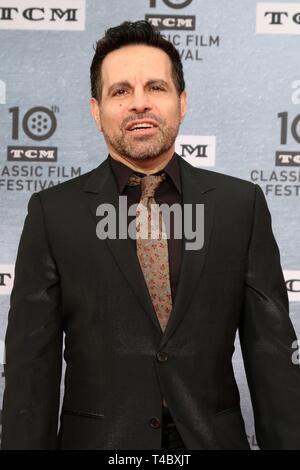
[38,168,94,197]
[197,167,252,185]
[182,158,256,195]
[33,159,107,204]
[179,159,259,215]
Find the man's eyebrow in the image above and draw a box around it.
[107,79,170,95]
[146,79,169,88]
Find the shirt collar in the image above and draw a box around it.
[108,153,182,195]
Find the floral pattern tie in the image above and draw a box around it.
[128,173,173,333]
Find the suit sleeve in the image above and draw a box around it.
[239,184,300,450]
[1,192,63,449]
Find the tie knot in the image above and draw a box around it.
[128,173,166,199]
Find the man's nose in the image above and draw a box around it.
[128,90,152,113]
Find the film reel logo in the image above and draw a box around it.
[9,106,57,141]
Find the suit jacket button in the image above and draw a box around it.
[157,351,168,362]
[150,417,161,429]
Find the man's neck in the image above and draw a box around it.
[109,150,174,175]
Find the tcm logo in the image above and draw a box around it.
[275,151,300,166]
[7,106,58,161]
[256,3,300,34]
[0,265,14,296]
[146,0,195,30]
[175,135,216,167]
[284,271,300,302]
[275,107,300,166]
[146,14,195,30]
[0,0,86,31]
[0,79,5,104]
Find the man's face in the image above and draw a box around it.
[90,44,186,162]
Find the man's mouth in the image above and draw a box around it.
[125,120,159,134]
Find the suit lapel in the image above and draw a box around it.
[83,158,161,334]
[83,156,216,342]
[159,157,216,348]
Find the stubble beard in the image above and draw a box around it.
[102,117,181,161]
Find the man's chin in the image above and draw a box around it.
[122,144,167,161]
[125,152,160,161]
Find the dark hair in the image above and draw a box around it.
[90,20,185,101]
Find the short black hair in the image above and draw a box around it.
[90,20,185,101]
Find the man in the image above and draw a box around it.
[2,20,300,450]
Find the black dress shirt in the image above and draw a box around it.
[108,153,183,304]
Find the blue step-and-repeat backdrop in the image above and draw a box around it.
[0,0,299,449]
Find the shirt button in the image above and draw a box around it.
[162,398,168,408]
[150,417,161,429]
[157,351,168,362]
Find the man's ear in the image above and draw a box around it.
[90,97,102,132]
[180,90,187,123]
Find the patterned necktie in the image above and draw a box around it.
[128,173,173,333]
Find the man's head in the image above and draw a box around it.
[90,20,187,166]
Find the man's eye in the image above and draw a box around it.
[113,89,127,96]
[150,86,164,92]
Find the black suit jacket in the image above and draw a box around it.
[2,155,300,449]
